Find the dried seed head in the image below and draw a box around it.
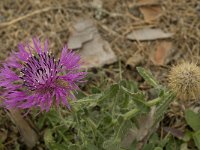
[168,62,200,100]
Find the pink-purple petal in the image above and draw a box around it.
[0,38,86,111]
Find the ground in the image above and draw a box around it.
[0,0,200,149]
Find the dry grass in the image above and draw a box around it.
[0,0,199,148]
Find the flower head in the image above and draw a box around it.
[0,38,86,111]
[168,62,200,100]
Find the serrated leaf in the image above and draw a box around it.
[193,130,200,150]
[180,143,188,150]
[154,92,175,123]
[100,84,119,101]
[143,143,154,150]
[185,109,200,131]
[132,93,150,113]
[76,91,87,99]
[85,143,99,150]
[50,143,68,150]
[44,129,54,148]
[121,86,150,113]
[120,80,138,93]
[182,130,192,142]
[103,138,121,150]
[136,67,158,87]
[37,115,46,129]
[91,87,101,94]
[68,144,80,150]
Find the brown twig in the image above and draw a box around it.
[0,7,59,28]
[7,109,38,148]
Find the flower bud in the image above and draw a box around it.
[168,62,200,100]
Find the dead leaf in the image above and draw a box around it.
[163,127,184,139]
[68,19,97,49]
[121,107,157,149]
[128,0,158,8]
[91,0,102,9]
[8,109,38,148]
[139,6,162,22]
[90,0,104,20]
[127,28,173,41]
[180,143,188,150]
[153,41,172,65]
[0,129,7,143]
[103,0,117,10]
[126,53,144,68]
[68,19,117,68]
[136,0,158,5]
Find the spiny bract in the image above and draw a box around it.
[168,62,200,100]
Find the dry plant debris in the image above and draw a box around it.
[0,129,7,143]
[126,53,144,68]
[0,0,199,149]
[163,126,184,139]
[68,19,117,68]
[127,28,173,41]
[68,19,97,49]
[136,0,159,6]
[153,41,173,65]
[8,109,38,148]
[121,108,156,149]
[139,6,162,22]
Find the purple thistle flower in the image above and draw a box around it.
[0,38,86,111]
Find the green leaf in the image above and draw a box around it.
[50,143,68,150]
[182,130,193,142]
[100,84,119,101]
[132,93,150,113]
[37,115,46,129]
[83,143,99,150]
[91,87,102,94]
[180,143,188,150]
[136,67,158,87]
[154,92,175,124]
[121,86,149,113]
[193,130,200,150]
[185,109,200,131]
[103,138,121,150]
[120,80,138,93]
[142,143,154,150]
[165,137,180,150]
[76,91,87,99]
[149,133,159,144]
[128,140,137,150]
[44,129,54,148]
[154,147,163,150]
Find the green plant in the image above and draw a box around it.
[185,109,200,149]
[33,67,175,150]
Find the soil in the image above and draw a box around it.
[0,0,199,149]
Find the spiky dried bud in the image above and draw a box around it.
[168,62,200,100]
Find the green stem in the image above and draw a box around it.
[72,99,96,104]
[146,97,162,107]
[114,120,125,142]
[86,117,97,129]
[123,108,140,120]
[123,97,162,120]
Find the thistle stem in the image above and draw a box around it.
[147,97,162,107]
[71,98,97,105]
[123,97,162,120]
